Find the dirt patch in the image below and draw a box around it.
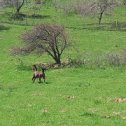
[64,95,76,100]
[112,97,126,103]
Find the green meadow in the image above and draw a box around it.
[1,1,126,126]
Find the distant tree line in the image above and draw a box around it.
[1,0,126,21]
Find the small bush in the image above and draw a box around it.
[111,21,126,31]
[67,50,126,68]
[0,24,10,30]
[52,0,96,15]
[10,46,34,55]
[68,57,86,67]
[105,52,123,66]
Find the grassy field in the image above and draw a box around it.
[1,2,126,126]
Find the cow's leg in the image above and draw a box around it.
[38,77,41,83]
[43,75,45,83]
[32,76,36,83]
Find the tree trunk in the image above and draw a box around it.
[15,0,25,16]
[16,8,20,15]
[98,11,104,25]
[54,55,61,65]
[48,52,61,65]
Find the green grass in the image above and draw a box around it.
[1,67,126,126]
[1,2,126,126]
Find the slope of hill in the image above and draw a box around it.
[0,1,126,126]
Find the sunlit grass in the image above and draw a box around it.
[0,2,126,126]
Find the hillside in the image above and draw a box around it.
[0,1,126,126]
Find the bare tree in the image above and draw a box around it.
[78,0,116,24]
[0,0,25,16]
[96,0,115,24]
[12,0,25,16]
[53,0,116,25]
[20,24,68,65]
